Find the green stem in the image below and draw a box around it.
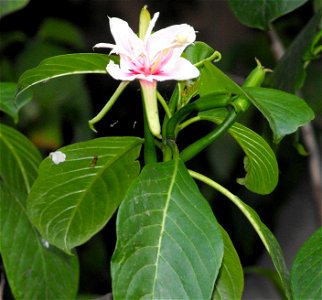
[188,169,271,250]
[180,109,237,162]
[142,94,157,165]
[194,50,222,68]
[178,116,201,131]
[166,93,230,140]
[88,81,129,132]
[157,91,171,118]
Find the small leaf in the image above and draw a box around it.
[270,11,322,92]
[17,53,115,96]
[200,61,243,96]
[212,226,244,300]
[200,109,279,194]
[184,41,215,64]
[27,137,142,254]
[0,0,30,19]
[0,82,32,122]
[228,0,309,30]
[112,160,224,299]
[291,227,322,300]
[245,87,315,143]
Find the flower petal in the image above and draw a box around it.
[153,57,200,81]
[109,17,143,56]
[143,12,159,42]
[93,42,116,50]
[106,61,139,81]
[147,24,196,60]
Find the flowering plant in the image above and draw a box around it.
[0,2,321,299]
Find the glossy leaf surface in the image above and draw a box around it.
[0,82,32,122]
[0,124,41,194]
[212,227,244,300]
[0,124,79,299]
[27,137,142,253]
[228,0,309,30]
[291,227,322,300]
[200,109,279,194]
[200,61,243,96]
[17,53,114,96]
[112,160,224,299]
[184,41,215,64]
[245,87,315,143]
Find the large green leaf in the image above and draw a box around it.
[245,87,315,143]
[27,137,142,254]
[112,160,224,299]
[17,53,114,96]
[270,11,322,92]
[228,0,309,30]
[189,171,291,299]
[0,0,30,19]
[212,226,244,300]
[0,185,79,300]
[0,124,79,299]
[200,109,279,195]
[291,227,322,299]
[0,82,32,122]
[0,124,41,194]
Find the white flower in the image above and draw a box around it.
[49,151,66,165]
[93,12,200,138]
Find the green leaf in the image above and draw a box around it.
[112,160,224,299]
[0,82,32,122]
[0,185,79,300]
[0,0,30,19]
[200,109,279,194]
[200,61,243,96]
[0,124,41,194]
[228,196,291,299]
[212,226,244,300]
[245,87,315,143]
[291,227,322,300]
[183,41,215,64]
[37,18,85,49]
[0,124,79,299]
[270,11,322,92]
[27,137,142,254]
[17,53,115,97]
[191,173,291,299]
[228,0,309,30]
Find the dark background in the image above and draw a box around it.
[0,0,319,298]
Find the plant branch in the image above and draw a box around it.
[88,81,129,132]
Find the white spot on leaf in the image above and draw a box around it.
[49,151,66,165]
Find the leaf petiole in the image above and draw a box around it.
[88,81,129,132]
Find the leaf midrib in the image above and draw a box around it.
[151,159,178,298]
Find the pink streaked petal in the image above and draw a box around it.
[154,57,200,81]
[109,17,143,55]
[106,61,138,81]
[147,24,196,60]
